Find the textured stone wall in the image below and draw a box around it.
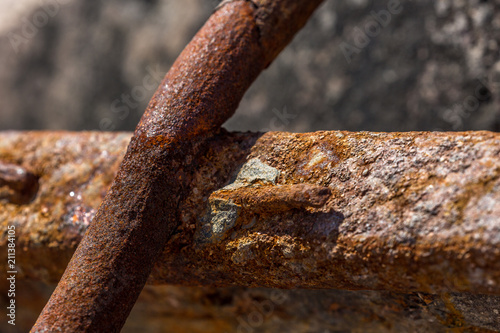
[0,0,499,132]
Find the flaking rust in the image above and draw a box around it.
[2,130,500,295]
[213,157,331,213]
[196,157,331,243]
[198,184,331,243]
[215,183,331,213]
[151,130,500,293]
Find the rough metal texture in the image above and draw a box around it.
[28,1,324,331]
[1,130,499,295]
[155,130,500,295]
[0,132,131,285]
[1,130,500,332]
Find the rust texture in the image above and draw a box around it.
[214,184,332,213]
[1,130,499,297]
[28,1,324,332]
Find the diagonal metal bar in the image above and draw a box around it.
[30,0,324,331]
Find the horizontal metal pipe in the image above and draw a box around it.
[1,130,499,295]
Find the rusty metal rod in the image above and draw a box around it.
[31,1,324,332]
[2,130,500,296]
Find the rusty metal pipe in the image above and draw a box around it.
[31,1,324,331]
[2,130,500,296]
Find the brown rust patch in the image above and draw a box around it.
[214,184,331,213]
[245,131,352,186]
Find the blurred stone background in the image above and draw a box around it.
[0,0,499,133]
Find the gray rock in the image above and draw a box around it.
[0,0,499,132]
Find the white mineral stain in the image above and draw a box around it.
[306,151,327,168]
[298,145,339,176]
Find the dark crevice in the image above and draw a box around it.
[0,162,39,205]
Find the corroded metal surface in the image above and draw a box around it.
[0,131,131,284]
[1,130,499,296]
[155,130,500,295]
[28,1,325,331]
